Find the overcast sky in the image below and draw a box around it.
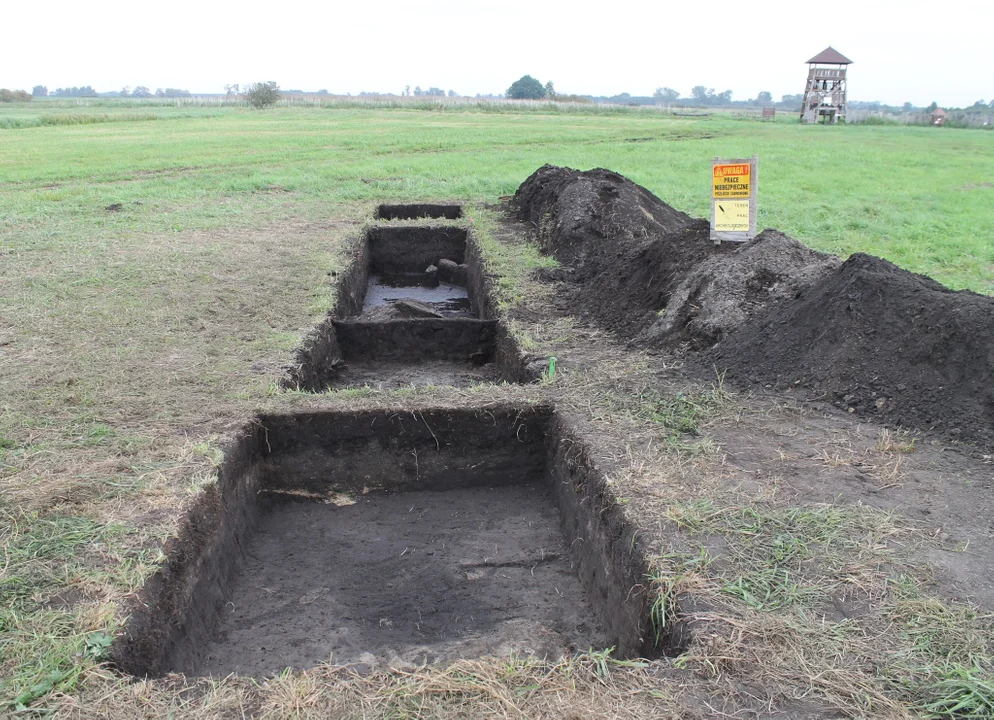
[4,0,991,107]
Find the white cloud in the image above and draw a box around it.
[3,0,990,106]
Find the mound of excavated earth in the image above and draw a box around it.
[514,165,726,340]
[513,165,838,347]
[637,229,840,349]
[513,164,693,271]
[513,165,994,448]
[712,253,994,447]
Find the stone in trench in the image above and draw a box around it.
[437,258,468,285]
[424,265,439,288]
[393,298,443,318]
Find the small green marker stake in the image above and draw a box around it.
[547,356,557,380]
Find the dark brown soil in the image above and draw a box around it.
[513,165,994,448]
[284,224,536,391]
[513,166,825,345]
[333,319,496,363]
[639,229,840,349]
[190,485,608,676]
[114,407,655,678]
[324,360,499,389]
[376,203,463,220]
[712,253,994,448]
[368,226,467,275]
[513,165,713,339]
[513,165,693,270]
[513,166,700,319]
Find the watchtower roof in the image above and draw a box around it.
[806,47,853,65]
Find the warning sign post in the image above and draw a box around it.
[710,155,758,243]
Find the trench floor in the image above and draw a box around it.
[327,360,498,389]
[191,484,607,676]
[361,275,472,318]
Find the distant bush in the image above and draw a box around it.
[507,75,546,100]
[0,89,32,102]
[245,82,281,109]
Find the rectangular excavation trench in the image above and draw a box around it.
[286,224,534,391]
[112,407,659,678]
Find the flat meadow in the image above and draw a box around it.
[1,101,993,717]
[3,102,992,292]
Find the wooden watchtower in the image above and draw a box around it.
[801,47,852,124]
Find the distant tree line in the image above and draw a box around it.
[24,85,191,98]
[648,87,994,114]
[118,87,191,98]
[398,86,458,97]
[50,86,98,97]
[17,77,994,114]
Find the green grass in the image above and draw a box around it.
[650,500,994,714]
[1,104,992,293]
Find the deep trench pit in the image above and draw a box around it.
[112,407,659,678]
[376,203,464,220]
[286,225,533,391]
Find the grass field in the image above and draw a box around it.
[1,103,993,717]
[3,103,992,292]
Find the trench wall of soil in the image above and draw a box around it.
[260,407,550,496]
[111,427,266,677]
[368,226,467,273]
[546,415,657,657]
[331,319,497,362]
[112,406,656,677]
[377,203,463,221]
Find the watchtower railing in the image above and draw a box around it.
[808,67,846,80]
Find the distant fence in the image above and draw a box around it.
[847,108,993,128]
[28,95,661,115]
[18,96,990,127]
[27,96,798,119]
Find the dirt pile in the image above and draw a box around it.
[514,165,728,339]
[638,229,840,349]
[513,165,994,447]
[513,165,836,347]
[712,253,994,446]
[513,164,694,271]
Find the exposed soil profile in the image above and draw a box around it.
[513,165,994,448]
[376,203,463,220]
[194,485,607,676]
[112,407,656,679]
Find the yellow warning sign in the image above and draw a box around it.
[713,163,751,198]
[714,200,750,232]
